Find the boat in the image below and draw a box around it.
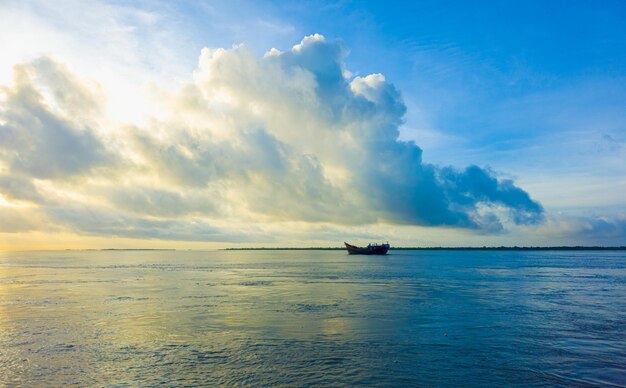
[344,242,390,255]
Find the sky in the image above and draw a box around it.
[0,0,625,249]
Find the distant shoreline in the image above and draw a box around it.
[40,246,624,252]
[224,246,626,251]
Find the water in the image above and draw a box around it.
[0,249,624,387]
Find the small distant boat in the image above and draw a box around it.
[344,242,390,255]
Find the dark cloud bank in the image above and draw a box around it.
[0,36,549,241]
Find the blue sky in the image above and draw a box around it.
[0,0,625,248]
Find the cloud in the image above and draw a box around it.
[0,58,112,180]
[44,206,254,242]
[563,215,626,246]
[518,213,626,247]
[0,206,49,233]
[0,35,545,242]
[190,35,544,228]
[439,165,545,225]
[0,175,44,203]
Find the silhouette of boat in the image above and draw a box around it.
[344,242,390,255]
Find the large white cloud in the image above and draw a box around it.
[0,58,113,181]
[0,35,547,242]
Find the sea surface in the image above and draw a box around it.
[0,249,624,387]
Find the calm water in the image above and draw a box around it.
[0,249,624,387]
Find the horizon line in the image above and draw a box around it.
[223,246,626,251]
[3,246,626,252]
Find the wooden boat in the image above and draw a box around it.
[344,242,390,255]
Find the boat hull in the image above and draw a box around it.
[344,242,389,255]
